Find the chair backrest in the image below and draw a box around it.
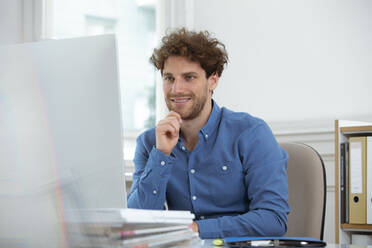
[280,142,326,240]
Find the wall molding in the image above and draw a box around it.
[270,119,335,161]
[269,119,334,135]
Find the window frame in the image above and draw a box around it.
[21,0,52,42]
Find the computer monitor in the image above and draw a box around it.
[0,34,126,246]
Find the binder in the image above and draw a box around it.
[349,137,367,224]
[340,143,346,223]
[367,136,372,224]
[345,142,350,223]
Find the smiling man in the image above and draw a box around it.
[127,28,290,239]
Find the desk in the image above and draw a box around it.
[200,240,372,248]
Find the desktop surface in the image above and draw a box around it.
[201,240,372,248]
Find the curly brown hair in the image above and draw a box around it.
[150,28,228,78]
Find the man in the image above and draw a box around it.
[127,28,290,239]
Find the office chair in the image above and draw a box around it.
[280,142,327,240]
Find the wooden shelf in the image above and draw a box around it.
[341,224,372,231]
[340,126,372,134]
[335,120,372,243]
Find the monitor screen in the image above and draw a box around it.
[0,34,126,247]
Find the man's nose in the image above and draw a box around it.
[171,78,184,93]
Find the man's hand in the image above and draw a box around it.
[155,111,182,156]
[190,221,199,233]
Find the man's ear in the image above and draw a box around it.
[208,73,219,92]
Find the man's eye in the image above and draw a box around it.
[164,76,174,82]
[185,75,195,81]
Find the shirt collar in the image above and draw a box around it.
[199,99,221,141]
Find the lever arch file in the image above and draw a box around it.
[349,137,367,224]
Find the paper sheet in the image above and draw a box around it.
[350,142,363,194]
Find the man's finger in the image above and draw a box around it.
[157,122,178,136]
[158,117,180,131]
[168,111,182,124]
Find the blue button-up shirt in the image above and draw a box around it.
[127,101,290,239]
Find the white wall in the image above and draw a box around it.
[0,0,23,45]
[190,0,372,123]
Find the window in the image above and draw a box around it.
[45,0,157,161]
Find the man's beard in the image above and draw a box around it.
[165,88,209,120]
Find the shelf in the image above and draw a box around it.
[341,224,372,232]
[335,120,372,243]
[340,126,372,134]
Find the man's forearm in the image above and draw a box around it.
[127,147,175,209]
[196,209,287,239]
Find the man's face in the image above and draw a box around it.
[162,56,217,120]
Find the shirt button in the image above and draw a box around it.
[181,146,186,151]
[192,195,197,201]
[153,190,157,194]
[222,165,228,171]
[190,169,195,174]
[200,216,205,219]
[205,134,208,139]
[160,161,165,166]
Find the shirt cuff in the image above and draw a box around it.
[196,218,222,239]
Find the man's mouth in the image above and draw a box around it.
[170,97,191,103]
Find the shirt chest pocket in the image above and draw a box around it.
[202,159,246,208]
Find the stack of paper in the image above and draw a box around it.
[64,208,201,247]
